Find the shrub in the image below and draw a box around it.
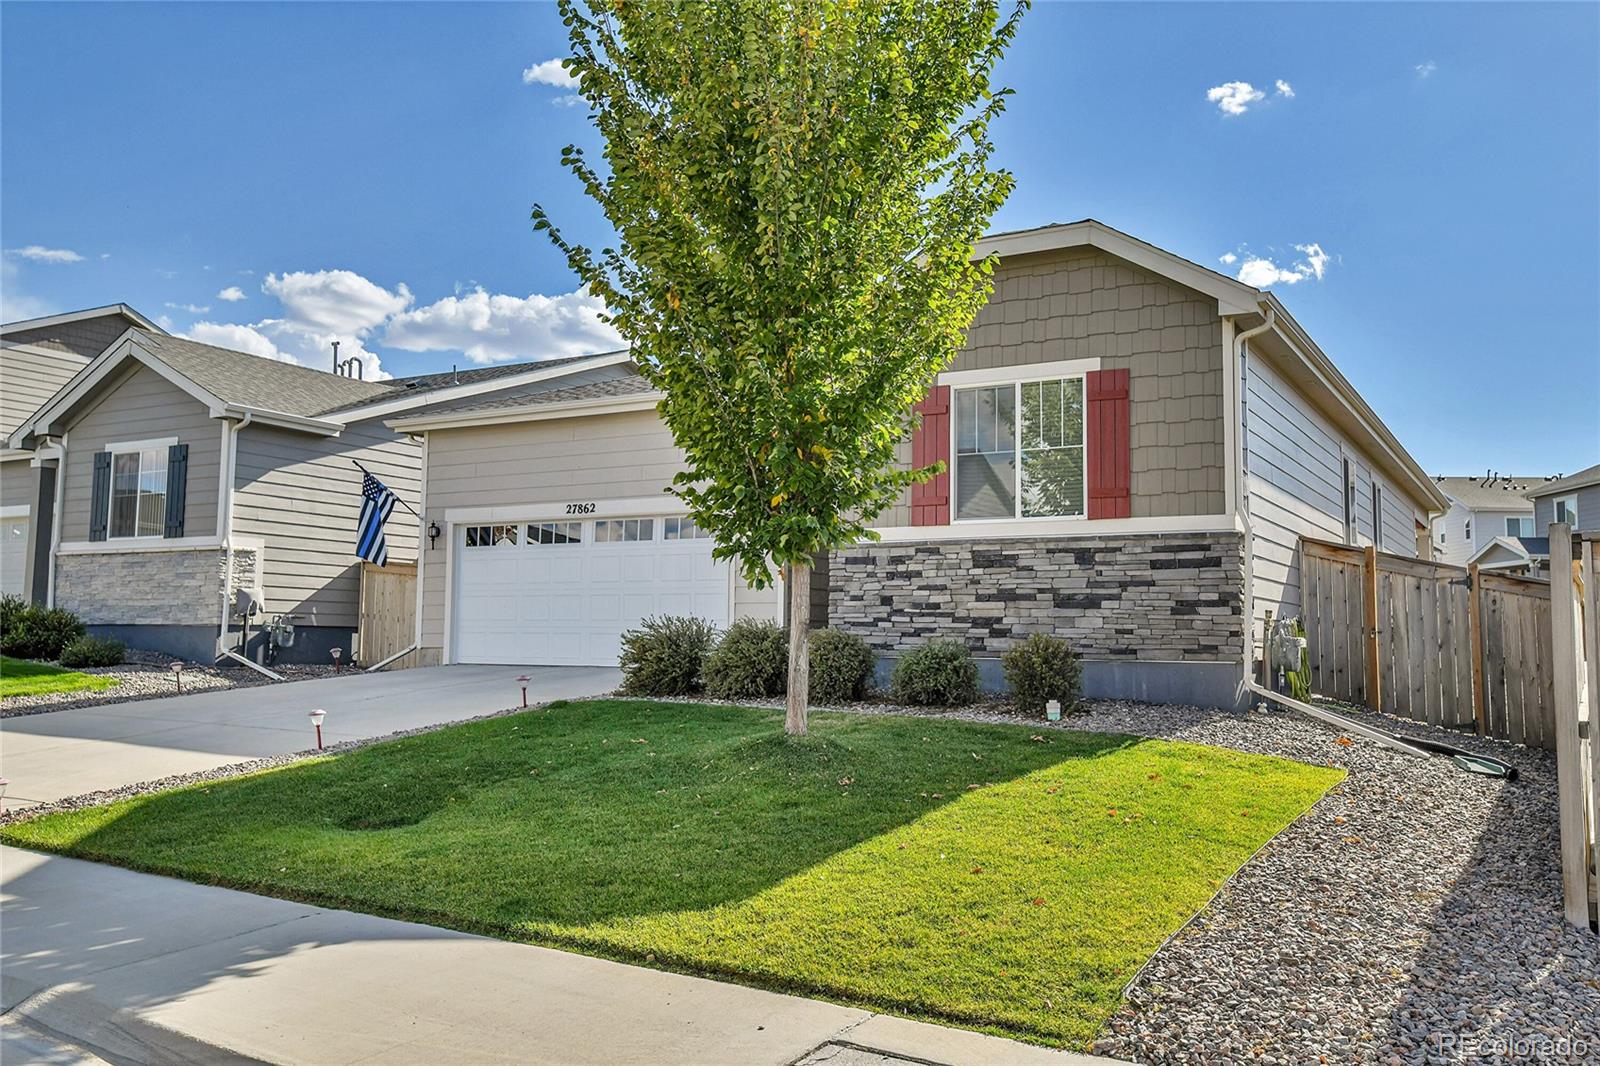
[890,640,979,706]
[807,628,875,704]
[58,635,126,668]
[704,619,788,700]
[617,615,718,696]
[0,596,86,661]
[1001,634,1082,715]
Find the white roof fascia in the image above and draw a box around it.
[338,350,634,421]
[0,303,163,336]
[973,220,1262,317]
[389,391,663,433]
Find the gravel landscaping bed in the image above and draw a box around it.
[1,648,346,719]
[4,686,1593,1062]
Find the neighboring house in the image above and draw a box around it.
[1,305,164,599]
[7,325,617,664]
[388,220,1446,709]
[1429,473,1549,570]
[1528,462,1600,537]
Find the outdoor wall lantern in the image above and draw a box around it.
[309,708,327,751]
[428,521,441,549]
[170,661,185,693]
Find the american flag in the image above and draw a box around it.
[356,470,397,566]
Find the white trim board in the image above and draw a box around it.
[389,392,663,433]
[104,436,179,453]
[937,357,1100,388]
[57,535,265,556]
[0,303,163,336]
[443,495,686,525]
[0,505,29,519]
[337,350,634,421]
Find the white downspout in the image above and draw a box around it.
[44,433,67,608]
[214,412,280,679]
[1231,305,1276,690]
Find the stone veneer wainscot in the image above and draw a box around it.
[828,531,1245,662]
[55,548,261,628]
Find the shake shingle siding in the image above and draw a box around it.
[5,317,129,360]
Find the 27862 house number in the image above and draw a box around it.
[565,502,597,514]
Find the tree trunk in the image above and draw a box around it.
[786,560,811,736]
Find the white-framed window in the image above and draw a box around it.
[464,524,518,547]
[953,375,1085,521]
[1505,516,1534,538]
[1370,482,1384,549]
[1464,518,1472,543]
[1553,494,1578,526]
[1340,457,1355,543]
[594,518,654,543]
[106,443,169,539]
[663,515,710,540]
[527,521,582,545]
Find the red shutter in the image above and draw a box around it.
[911,384,951,526]
[1086,369,1131,519]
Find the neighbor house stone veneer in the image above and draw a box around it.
[828,532,1245,661]
[56,547,261,628]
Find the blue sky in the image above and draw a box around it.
[3,1,1596,474]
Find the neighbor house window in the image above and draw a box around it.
[108,446,168,538]
[1464,518,1472,543]
[1554,495,1578,526]
[954,376,1084,521]
[1505,516,1534,538]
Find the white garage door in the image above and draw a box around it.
[1,516,28,597]
[453,515,730,666]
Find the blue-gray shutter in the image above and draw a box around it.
[164,443,189,538]
[89,452,112,541]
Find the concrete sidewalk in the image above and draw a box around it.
[0,665,618,808]
[1,847,1113,1066]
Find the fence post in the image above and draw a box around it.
[1469,563,1487,736]
[1363,545,1381,712]
[1549,525,1590,929]
[1583,537,1600,908]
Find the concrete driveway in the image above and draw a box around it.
[0,665,619,808]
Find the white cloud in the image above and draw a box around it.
[7,245,85,264]
[218,286,247,302]
[165,302,211,314]
[1218,252,1238,265]
[187,321,290,362]
[1233,243,1333,288]
[262,269,412,333]
[522,58,577,88]
[1415,60,1437,79]
[0,259,51,321]
[551,94,585,108]
[1275,79,1295,98]
[383,287,622,365]
[1207,81,1265,116]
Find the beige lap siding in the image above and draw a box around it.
[1,345,88,439]
[418,409,779,658]
[881,245,1225,527]
[230,418,421,628]
[0,458,33,510]
[60,364,221,540]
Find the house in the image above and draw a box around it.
[6,322,614,664]
[1528,462,1600,536]
[1,305,164,599]
[387,220,1447,709]
[1429,473,1549,572]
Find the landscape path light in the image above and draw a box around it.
[309,708,327,751]
[330,646,343,673]
[170,661,184,693]
[517,675,532,708]
[1046,699,1062,722]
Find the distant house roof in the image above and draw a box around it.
[1526,463,1600,500]
[388,369,658,431]
[1468,535,1551,570]
[0,303,163,339]
[1432,475,1546,511]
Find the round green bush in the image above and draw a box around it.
[889,640,979,706]
[704,619,788,700]
[0,595,87,661]
[1001,633,1082,715]
[807,628,875,704]
[617,615,718,696]
[58,635,127,669]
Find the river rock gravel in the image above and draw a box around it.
[1,648,345,719]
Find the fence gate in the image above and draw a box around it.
[357,561,418,670]
[1298,537,1557,748]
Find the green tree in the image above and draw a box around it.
[534,0,1024,734]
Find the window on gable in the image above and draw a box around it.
[954,376,1084,521]
[108,447,167,538]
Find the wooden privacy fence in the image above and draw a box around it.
[1297,537,1556,748]
[357,561,418,670]
[1549,526,1598,931]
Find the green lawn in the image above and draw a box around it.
[0,656,118,699]
[0,699,1341,1048]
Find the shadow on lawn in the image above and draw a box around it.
[17,699,1142,929]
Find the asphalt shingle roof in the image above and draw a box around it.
[1431,475,1546,511]
[135,331,396,418]
[1526,462,1600,499]
[423,373,656,417]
